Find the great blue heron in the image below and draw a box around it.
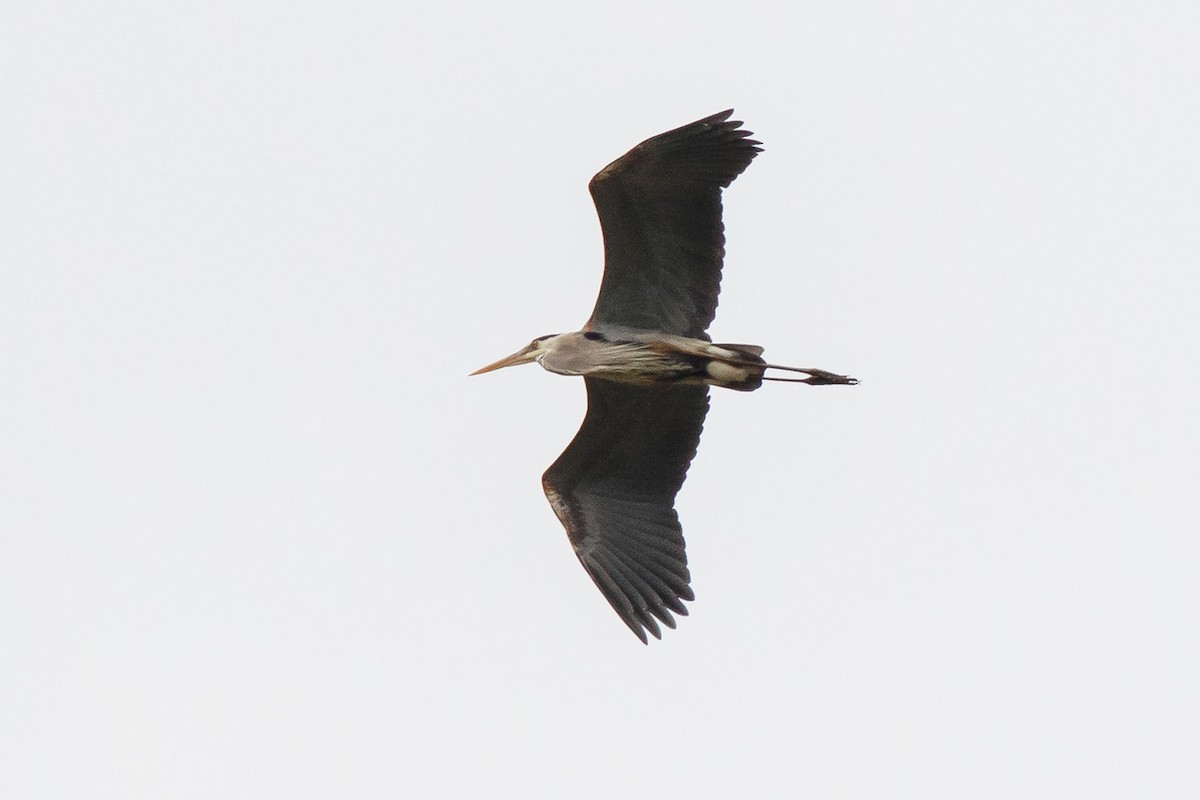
[472,110,857,642]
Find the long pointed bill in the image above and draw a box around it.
[469,344,539,376]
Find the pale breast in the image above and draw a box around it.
[539,333,692,380]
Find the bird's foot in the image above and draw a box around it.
[802,369,859,386]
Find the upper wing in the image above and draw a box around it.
[542,378,709,643]
[586,110,761,339]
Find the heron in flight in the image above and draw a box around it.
[472,110,857,642]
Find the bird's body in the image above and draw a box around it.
[497,330,768,391]
[473,111,856,642]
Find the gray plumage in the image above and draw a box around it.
[472,111,856,642]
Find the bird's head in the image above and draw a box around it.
[470,335,556,375]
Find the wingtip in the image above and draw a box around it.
[621,607,669,644]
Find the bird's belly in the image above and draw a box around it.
[538,334,765,389]
[587,353,698,383]
[540,340,693,382]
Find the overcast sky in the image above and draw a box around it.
[3,2,1198,798]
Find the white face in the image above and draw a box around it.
[529,334,562,370]
[527,332,603,377]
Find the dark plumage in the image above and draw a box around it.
[542,380,707,642]
[471,111,856,642]
[586,110,762,339]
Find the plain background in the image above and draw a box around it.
[3,2,1198,797]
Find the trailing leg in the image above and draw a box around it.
[761,364,858,385]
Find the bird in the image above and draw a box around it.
[471,110,857,642]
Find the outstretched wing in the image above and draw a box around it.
[542,378,709,643]
[586,110,761,339]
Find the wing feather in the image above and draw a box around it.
[586,110,761,338]
[542,378,709,642]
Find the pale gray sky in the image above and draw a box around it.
[3,2,1198,797]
